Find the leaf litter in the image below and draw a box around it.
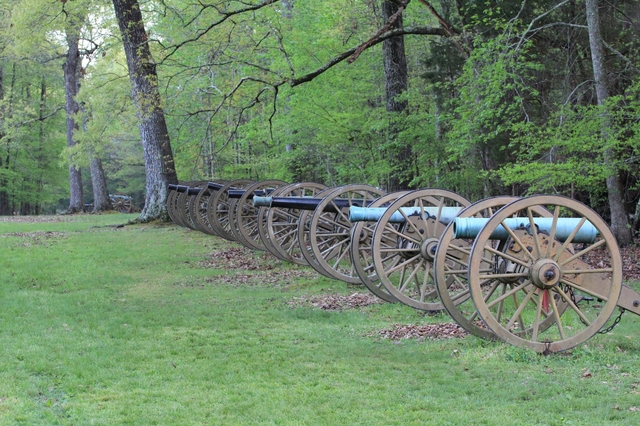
[1,231,66,247]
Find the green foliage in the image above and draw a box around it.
[499,90,640,198]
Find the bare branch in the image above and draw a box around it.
[159,0,281,62]
[289,26,447,87]
[514,0,572,52]
[348,0,409,63]
[603,40,640,73]
[416,0,468,57]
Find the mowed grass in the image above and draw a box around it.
[0,214,639,425]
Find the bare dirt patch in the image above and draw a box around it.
[369,323,468,340]
[288,292,382,311]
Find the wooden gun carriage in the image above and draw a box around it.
[167,181,640,353]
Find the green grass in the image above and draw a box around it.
[0,214,639,425]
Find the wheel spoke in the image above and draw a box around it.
[560,277,610,302]
[501,220,536,263]
[485,281,529,309]
[549,291,566,340]
[506,286,536,331]
[484,245,530,269]
[553,217,587,262]
[559,239,606,267]
[554,285,592,326]
[527,207,543,258]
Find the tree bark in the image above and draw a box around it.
[381,0,412,192]
[112,0,178,221]
[585,0,632,245]
[90,157,112,212]
[63,27,84,213]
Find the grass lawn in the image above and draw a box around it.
[0,214,639,425]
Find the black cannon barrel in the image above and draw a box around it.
[187,187,202,196]
[168,184,179,191]
[254,196,368,212]
[228,189,270,199]
[174,185,190,193]
[207,182,225,190]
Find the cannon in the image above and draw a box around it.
[167,180,640,353]
[110,194,135,213]
[462,195,640,353]
[348,189,471,311]
[353,194,640,353]
[257,185,386,282]
[255,182,329,264]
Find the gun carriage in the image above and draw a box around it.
[167,180,640,353]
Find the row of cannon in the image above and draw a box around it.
[167,180,640,354]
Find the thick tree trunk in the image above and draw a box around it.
[112,0,178,221]
[381,0,411,192]
[63,28,84,213]
[90,157,112,212]
[585,0,632,245]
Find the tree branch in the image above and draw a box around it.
[159,0,281,62]
[288,26,447,87]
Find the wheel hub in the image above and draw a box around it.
[420,238,440,261]
[531,259,561,289]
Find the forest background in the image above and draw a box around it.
[1,0,640,243]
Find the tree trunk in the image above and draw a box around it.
[63,27,84,213]
[381,0,411,192]
[112,0,178,221]
[90,157,112,212]
[585,0,632,245]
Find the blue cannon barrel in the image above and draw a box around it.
[453,217,598,243]
[253,196,367,212]
[349,206,462,224]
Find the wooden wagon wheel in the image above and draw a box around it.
[231,180,288,250]
[185,181,210,232]
[305,184,386,283]
[192,181,228,237]
[371,189,470,311]
[349,191,410,303]
[296,187,345,276]
[261,182,329,264]
[206,179,254,241]
[467,195,622,353]
[172,181,199,228]
[166,186,180,224]
[434,196,556,340]
[111,194,133,213]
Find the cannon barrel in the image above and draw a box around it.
[228,189,270,199]
[253,196,368,212]
[168,184,179,191]
[173,185,190,193]
[349,206,462,224]
[453,217,598,243]
[207,182,225,190]
[187,187,201,196]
